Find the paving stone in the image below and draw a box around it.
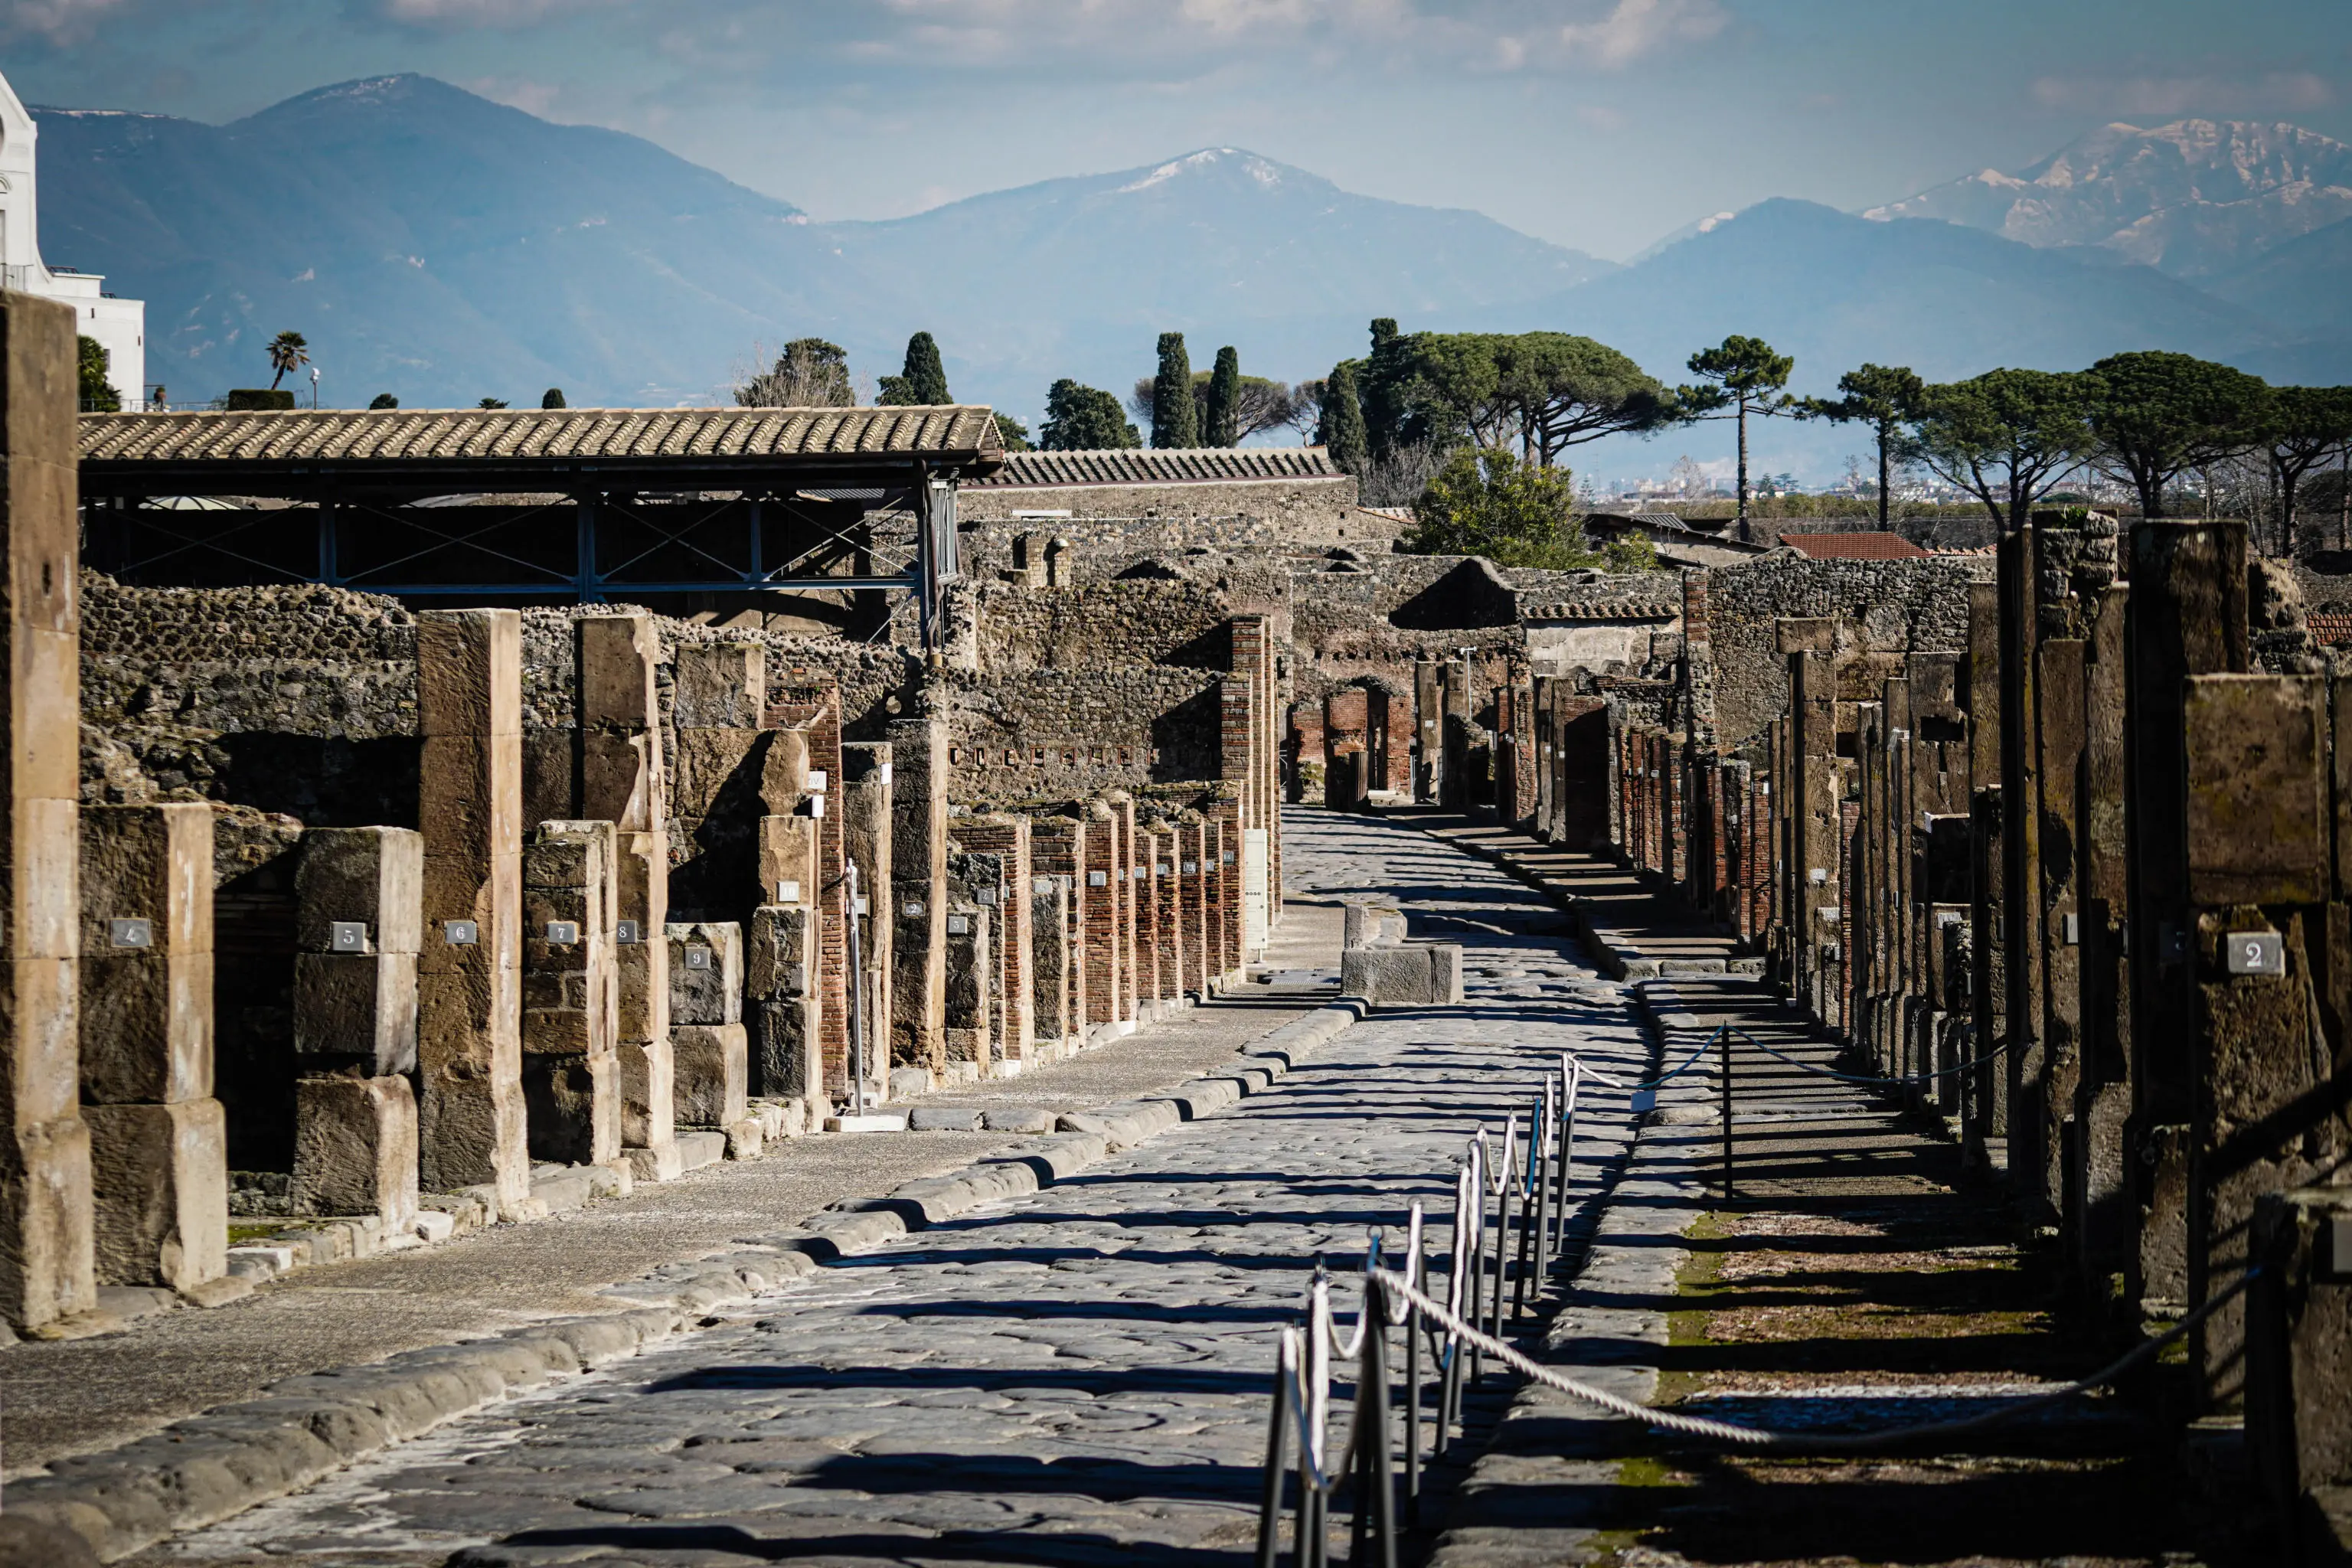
[123,811,1651,1568]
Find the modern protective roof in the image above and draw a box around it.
[78,405,1005,491]
[970,446,1342,488]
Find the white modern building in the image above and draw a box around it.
[0,70,145,407]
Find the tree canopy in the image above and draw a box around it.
[736,339,854,407]
[1403,446,1596,568]
[1203,347,1241,447]
[1129,361,1296,446]
[1040,379,1138,450]
[994,412,1034,452]
[1318,362,1367,473]
[541,387,567,409]
[77,335,119,413]
[2262,384,2352,546]
[1801,363,1923,528]
[878,332,951,406]
[1150,333,1197,448]
[1907,368,2093,530]
[2086,351,2271,518]
[1683,334,1798,534]
[266,330,310,391]
[368,392,398,410]
[1341,324,1668,466]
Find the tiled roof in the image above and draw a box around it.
[1779,531,1930,560]
[2307,610,2352,646]
[969,446,1342,488]
[79,406,1004,471]
[1522,600,1680,622]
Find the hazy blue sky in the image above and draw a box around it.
[8,0,2350,260]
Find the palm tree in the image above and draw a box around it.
[266,331,310,390]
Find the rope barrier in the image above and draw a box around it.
[1253,1028,2265,1565]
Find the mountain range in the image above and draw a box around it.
[31,75,2352,466]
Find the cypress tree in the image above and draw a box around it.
[541,387,567,409]
[1204,346,1241,446]
[880,332,951,405]
[1321,361,1369,474]
[1151,332,1197,448]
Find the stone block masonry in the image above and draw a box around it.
[520,819,621,1171]
[414,609,529,1210]
[289,825,420,1235]
[0,293,94,1333]
[952,814,1033,1063]
[80,802,228,1294]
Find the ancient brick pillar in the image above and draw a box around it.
[747,905,819,1108]
[521,820,620,1170]
[669,641,770,922]
[576,614,675,1181]
[81,803,228,1292]
[289,825,420,1236]
[2125,522,2249,1318]
[1378,681,1414,795]
[416,609,529,1210]
[1970,786,2009,1151]
[1178,822,1210,996]
[1440,658,1472,811]
[842,743,895,1082]
[1106,792,1142,1020]
[0,293,91,1331]
[887,714,948,1071]
[1151,826,1184,1009]
[667,920,751,1148]
[1029,872,1071,1054]
[1080,801,1122,1033]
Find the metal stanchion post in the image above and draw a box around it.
[1720,1024,1733,1202]
[1366,1278,1400,1568]
[1256,1333,1293,1568]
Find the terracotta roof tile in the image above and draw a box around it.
[970,446,1342,488]
[1780,531,1931,560]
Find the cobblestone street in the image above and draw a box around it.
[136,809,1650,1567]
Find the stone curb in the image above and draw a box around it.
[1428,979,1712,1568]
[9,1000,1367,1565]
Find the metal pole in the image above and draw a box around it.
[1720,1024,1734,1203]
[846,861,867,1116]
[1404,1282,1423,1524]
[1256,1336,1292,1568]
[1366,1278,1399,1568]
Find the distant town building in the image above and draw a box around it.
[0,70,146,406]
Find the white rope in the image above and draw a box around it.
[1367,1265,2259,1453]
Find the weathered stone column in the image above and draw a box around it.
[954,814,1032,1063]
[289,825,420,1236]
[0,294,93,1332]
[1413,659,1443,802]
[942,854,995,1077]
[416,609,529,1210]
[1782,619,1838,1024]
[1028,812,1086,1049]
[81,803,227,1293]
[2180,674,2344,1410]
[2072,584,2135,1300]
[888,715,948,1071]
[521,820,619,1170]
[669,640,770,922]
[2125,521,2249,1317]
[1179,822,1210,998]
[577,614,675,1182]
[2245,1186,2352,1549]
[842,743,895,1083]
[747,904,820,1109]
[667,920,753,1154]
[1030,872,1071,1055]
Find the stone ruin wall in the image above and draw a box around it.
[1703,556,1981,753]
[957,475,1398,581]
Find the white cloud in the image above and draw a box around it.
[1553,0,1726,70]
[5,0,130,44]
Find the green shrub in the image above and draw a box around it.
[226,388,296,411]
